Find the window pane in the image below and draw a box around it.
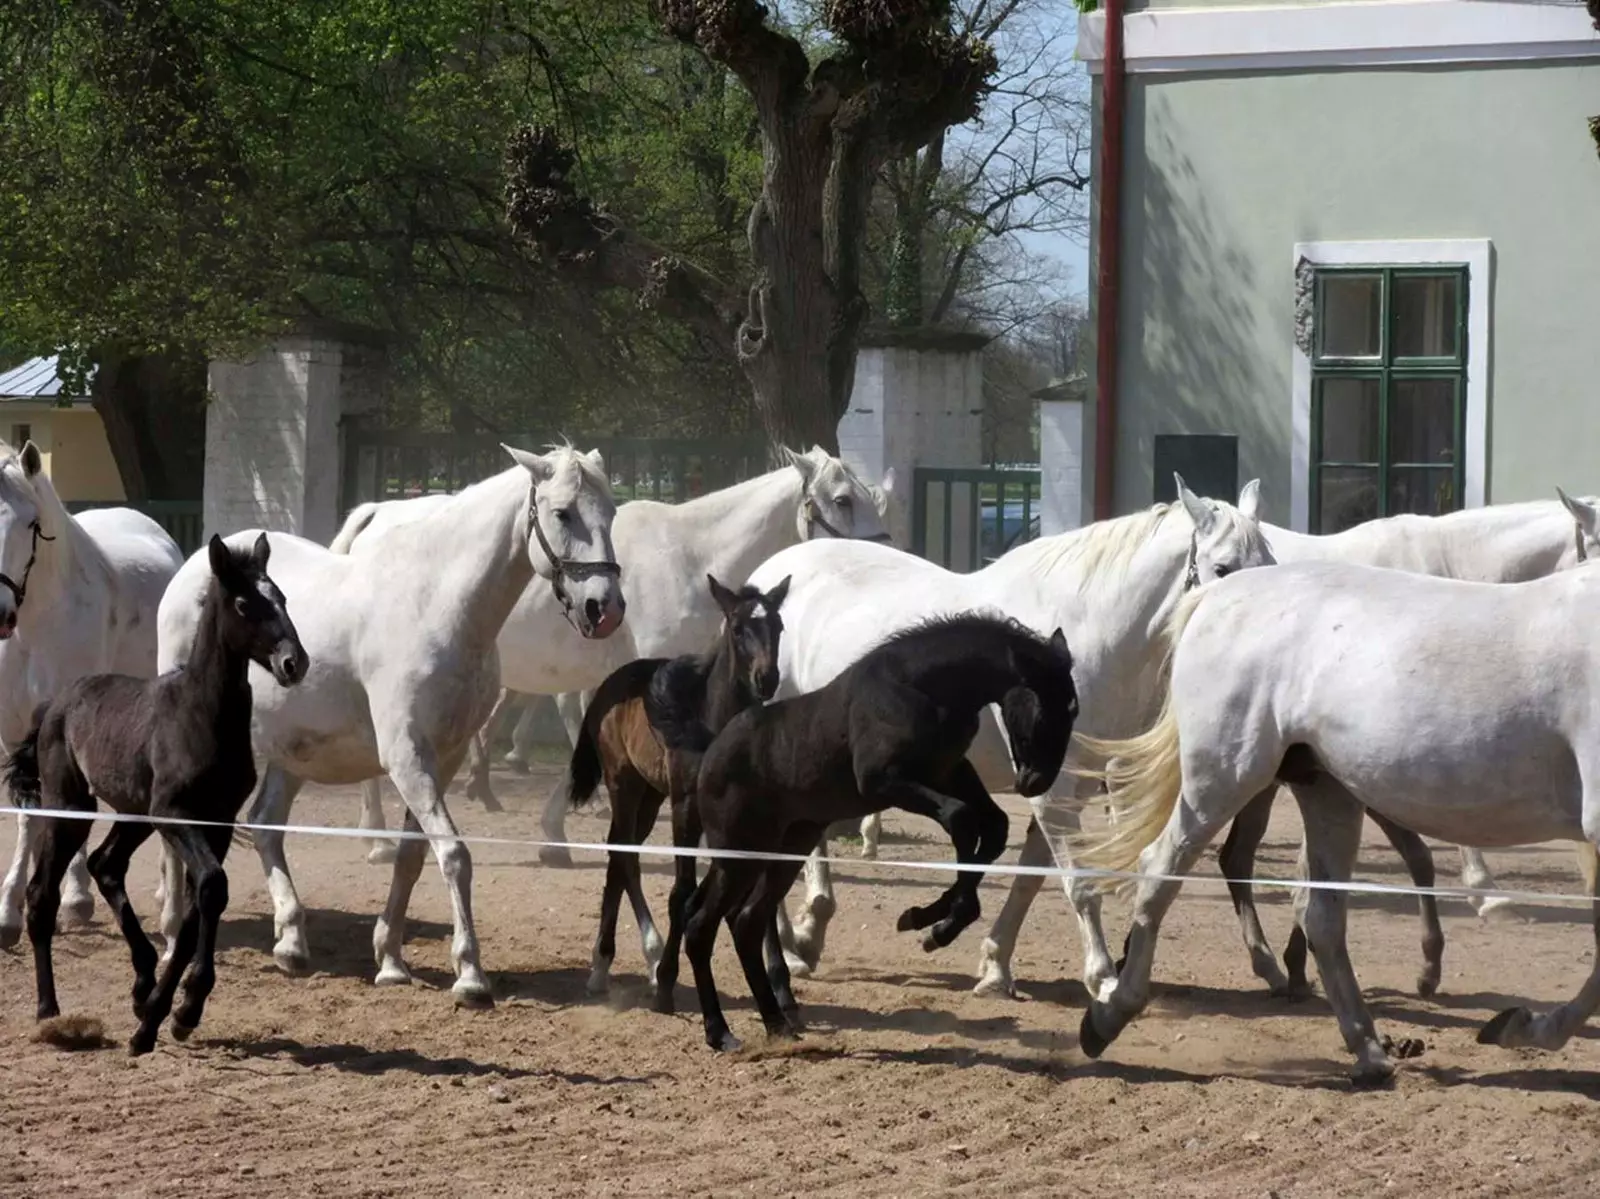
[1318,466,1379,533]
[1390,468,1459,517]
[1389,378,1457,466]
[1317,274,1381,358]
[1317,377,1380,462]
[1393,274,1460,359]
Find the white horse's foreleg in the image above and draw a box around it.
[1459,846,1516,921]
[1029,788,1118,1001]
[359,778,399,865]
[860,813,881,860]
[249,766,310,975]
[0,813,37,948]
[537,691,591,867]
[974,815,1050,999]
[464,690,509,813]
[374,740,492,1008]
[504,692,538,773]
[784,837,838,975]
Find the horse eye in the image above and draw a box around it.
[835,495,852,508]
[1214,564,1233,578]
[233,596,250,616]
[554,507,572,524]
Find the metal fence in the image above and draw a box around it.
[911,466,1042,572]
[340,429,771,513]
[65,499,205,557]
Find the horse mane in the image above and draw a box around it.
[874,610,1074,675]
[1028,503,1175,593]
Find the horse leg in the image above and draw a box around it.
[377,739,492,1008]
[974,816,1049,999]
[1023,781,1119,1002]
[87,821,159,1017]
[886,762,1008,951]
[587,793,636,996]
[359,778,400,865]
[784,841,836,976]
[859,813,881,860]
[504,692,539,773]
[1459,846,1516,921]
[1283,778,1404,1085]
[623,786,667,985]
[734,862,807,1041]
[464,690,508,813]
[168,824,235,1042]
[537,693,584,867]
[26,814,92,1021]
[129,828,213,1056]
[1367,809,1445,998]
[685,859,757,1052]
[1217,787,1295,997]
[1080,784,1245,1063]
[653,793,701,1015]
[0,812,38,949]
[245,766,309,975]
[60,849,95,927]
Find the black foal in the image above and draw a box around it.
[660,612,1078,1052]
[5,533,305,1054]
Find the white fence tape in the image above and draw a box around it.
[2,803,1595,909]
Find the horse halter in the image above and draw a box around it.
[803,496,892,544]
[1577,523,1590,563]
[0,520,55,610]
[527,486,621,624]
[1182,532,1201,591]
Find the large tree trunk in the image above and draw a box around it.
[91,349,207,502]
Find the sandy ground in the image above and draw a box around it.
[4,759,1600,1198]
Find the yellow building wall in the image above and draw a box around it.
[5,406,127,503]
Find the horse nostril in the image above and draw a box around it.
[584,598,602,627]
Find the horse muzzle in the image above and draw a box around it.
[577,593,626,641]
[270,644,309,687]
[1015,768,1052,799]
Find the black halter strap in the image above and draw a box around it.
[1578,523,1589,563]
[1182,531,1201,591]
[0,521,55,609]
[527,487,621,625]
[803,496,892,544]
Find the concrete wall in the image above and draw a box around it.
[205,336,347,543]
[837,332,986,552]
[3,405,126,502]
[1101,60,1600,519]
[1039,398,1087,535]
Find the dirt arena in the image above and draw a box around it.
[4,758,1600,1198]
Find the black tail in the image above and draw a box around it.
[568,657,668,807]
[4,724,43,809]
[644,655,716,754]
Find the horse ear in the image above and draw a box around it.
[1237,478,1262,522]
[1557,487,1600,540]
[1175,473,1215,533]
[878,466,896,498]
[584,448,607,478]
[19,441,42,478]
[764,574,792,611]
[207,534,235,583]
[503,444,554,483]
[251,531,271,571]
[1049,627,1067,652]
[786,448,817,487]
[706,573,738,617]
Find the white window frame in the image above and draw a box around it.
[1290,238,1491,534]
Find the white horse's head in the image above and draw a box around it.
[0,441,50,640]
[503,443,624,640]
[1556,487,1600,566]
[1174,473,1276,587]
[781,445,895,545]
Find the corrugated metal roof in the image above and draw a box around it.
[0,355,93,402]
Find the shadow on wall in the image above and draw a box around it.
[1124,99,1282,510]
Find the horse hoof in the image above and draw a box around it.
[1350,1059,1396,1088]
[366,844,399,866]
[708,1029,742,1053]
[1476,896,1519,924]
[128,1032,156,1058]
[860,844,878,861]
[466,786,504,814]
[1416,973,1441,1000]
[503,753,530,775]
[170,1021,196,1043]
[538,846,573,869]
[782,951,812,979]
[374,963,413,988]
[653,989,676,1016]
[452,981,496,1010]
[585,974,610,998]
[895,907,923,933]
[62,898,96,928]
[1478,1006,1529,1046]
[274,949,312,978]
[1078,1008,1110,1059]
[0,923,20,951]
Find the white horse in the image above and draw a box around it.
[154,445,622,1007]
[964,492,1600,1001]
[0,440,184,947]
[746,477,1274,992]
[336,446,894,867]
[1073,550,1600,1083]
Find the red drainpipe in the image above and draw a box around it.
[1092,0,1126,520]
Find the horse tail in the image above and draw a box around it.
[569,658,666,808]
[645,655,716,754]
[1067,586,1208,891]
[4,722,44,810]
[1578,841,1599,896]
[327,502,380,554]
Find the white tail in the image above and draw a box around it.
[327,502,381,554]
[1067,587,1207,892]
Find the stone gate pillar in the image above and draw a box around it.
[1037,374,1089,536]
